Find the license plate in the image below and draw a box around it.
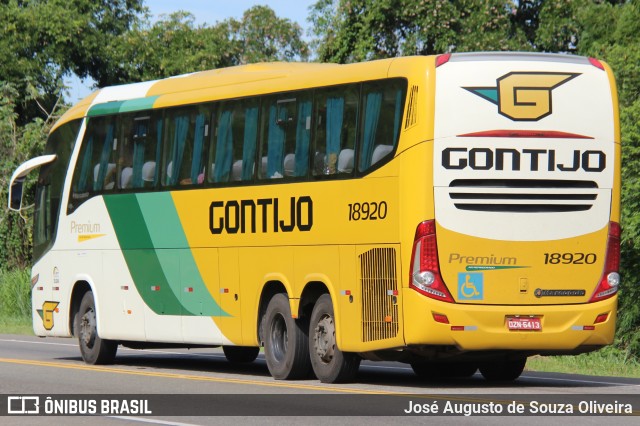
[507,317,542,331]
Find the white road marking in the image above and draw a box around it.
[110,416,203,426]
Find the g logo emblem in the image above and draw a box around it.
[464,72,580,121]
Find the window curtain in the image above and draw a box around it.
[214,109,233,182]
[267,104,286,178]
[242,106,258,180]
[359,92,382,171]
[190,114,206,184]
[94,124,114,191]
[326,97,344,173]
[294,100,311,177]
[168,115,189,186]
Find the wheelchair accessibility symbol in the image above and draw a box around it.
[458,273,484,300]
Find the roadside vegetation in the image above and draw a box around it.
[527,347,640,379]
[0,269,32,335]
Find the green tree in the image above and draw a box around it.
[0,83,64,270]
[0,0,145,122]
[226,5,309,64]
[101,11,237,85]
[310,0,530,63]
[100,6,309,85]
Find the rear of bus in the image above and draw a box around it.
[404,53,620,375]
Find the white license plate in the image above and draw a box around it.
[507,317,542,331]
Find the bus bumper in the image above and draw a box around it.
[403,288,617,352]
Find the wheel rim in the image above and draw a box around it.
[313,314,335,364]
[270,313,288,362]
[80,307,97,349]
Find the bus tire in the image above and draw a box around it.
[263,293,311,379]
[309,294,360,383]
[411,362,477,379]
[223,346,259,363]
[76,291,117,365]
[479,357,526,381]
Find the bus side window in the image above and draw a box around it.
[313,85,358,177]
[260,96,297,180]
[357,79,406,173]
[209,99,259,184]
[70,115,118,204]
[162,107,209,187]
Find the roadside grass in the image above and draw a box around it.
[526,346,640,378]
[0,268,33,335]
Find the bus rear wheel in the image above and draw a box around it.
[263,293,311,379]
[479,357,526,381]
[309,294,360,383]
[76,291,117,365]
[223,346,259,363]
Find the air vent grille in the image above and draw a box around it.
[360,248,398,342]
[404,85,418,129]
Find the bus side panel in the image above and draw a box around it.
[102,249,146,341]
[208,248,242,345]
[239,246,295,346]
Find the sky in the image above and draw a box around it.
[67,0,317,102]
[147,0,315,27]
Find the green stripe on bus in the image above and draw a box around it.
[104,193,184,315]
[88,96,159,117]
[105,193,228,317]
[88,101,124,117]
[136,192,228,316]
[119,96,159,113]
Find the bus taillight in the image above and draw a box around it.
[409,220,455,303]
[589,221,621,303]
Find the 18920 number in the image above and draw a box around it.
[543,252,597,264]
[348,201,387,221]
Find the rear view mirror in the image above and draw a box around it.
[9,177,25,211]
[7,154,57,212]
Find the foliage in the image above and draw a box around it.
[98,6,309,86]
[527,346,640,378]
[226,6,310,64]
[0,82,63,271]
[0,0,145,122]
[100,11,237,85]
[309,0,531,63]
[0,268,32,320]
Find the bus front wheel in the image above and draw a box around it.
[309,294,360,383]
[263,293,311,379]
[76,291,117,365]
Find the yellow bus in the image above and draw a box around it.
[9,53,621,383]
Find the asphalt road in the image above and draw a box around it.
[1,334,639,425]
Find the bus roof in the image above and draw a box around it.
[52,60,401,133]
